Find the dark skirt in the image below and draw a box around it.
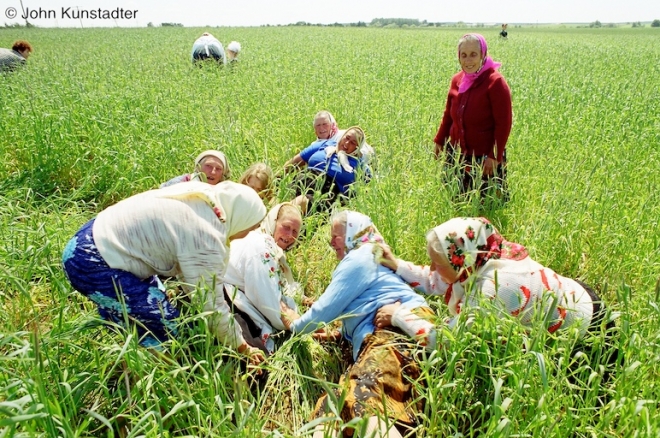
[223,287,271,355]
[292,169,347,215]
[61,219,180,348]
[576,281,620,371]
[444,147,509,201]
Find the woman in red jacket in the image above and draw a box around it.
[434,33,512,200]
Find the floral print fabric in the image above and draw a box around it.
[431,216,528,282]
[62,219,179,348]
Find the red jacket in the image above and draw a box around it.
[434,68,512,163]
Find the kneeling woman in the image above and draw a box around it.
[61,181,267,363]
[377,217,615,358]
[285,127,371,214]
[222,202,303,354]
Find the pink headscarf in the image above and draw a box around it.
[457,33,502,94]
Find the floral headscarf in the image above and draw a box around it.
[431,217,528,283]
[194,150,231,180]
[260,202,301,286]
[344,210,384,253]
[457,33,502,94]
[157,180,266,243]
[325,127,366,173]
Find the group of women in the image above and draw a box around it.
[61,33,615,437]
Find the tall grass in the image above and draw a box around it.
[1,25,659,436]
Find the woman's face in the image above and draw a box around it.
[458,40,483,74]
[314,116,333,139]
[427,242,461,284]
[273,215,301,250]
[246,175,266,198]
[330,221,347,260]
[200,157,225,185]
[338,130,359,154]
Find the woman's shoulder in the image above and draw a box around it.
[232,229,271,251]
[301,138,332,155]
[485,69,510,86]
[452,71,464,80]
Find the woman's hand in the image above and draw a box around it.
[378,244,398,272]
[280,301,300,330]
[483,157,498,176]
[284,154,306,173]
[374,301,402,329]
[434,142,443,160]
[312,328,342,342]
[237,343,266,372]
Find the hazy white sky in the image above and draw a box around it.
[2,0,659,27]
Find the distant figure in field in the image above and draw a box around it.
[238,162,275,203]
[161,150,230,188]
[0,40,33,72]
[434,33,512,200]
[500,23,508,39]
[191,32,226,65]
[226,41,241,63]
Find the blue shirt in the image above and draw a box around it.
[299,139,368,195]
[291,244,428,360]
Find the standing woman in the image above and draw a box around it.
[61,181,267,363]
[434,33,512,199]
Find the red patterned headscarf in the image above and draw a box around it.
[431,217,528,283]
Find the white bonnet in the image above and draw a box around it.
[228,41,241,53]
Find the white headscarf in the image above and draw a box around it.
[227,41,241,53]
[157,180,266,243]
[194,150,231,180]
[325,127,366,173]
[344,211,384,253]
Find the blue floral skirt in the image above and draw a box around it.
[62,219,179,348]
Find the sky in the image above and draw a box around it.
[2,0,659,28]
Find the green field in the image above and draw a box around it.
[1,26,659,436]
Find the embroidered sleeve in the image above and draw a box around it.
[242,238,287,330]
[395,260,450,297]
